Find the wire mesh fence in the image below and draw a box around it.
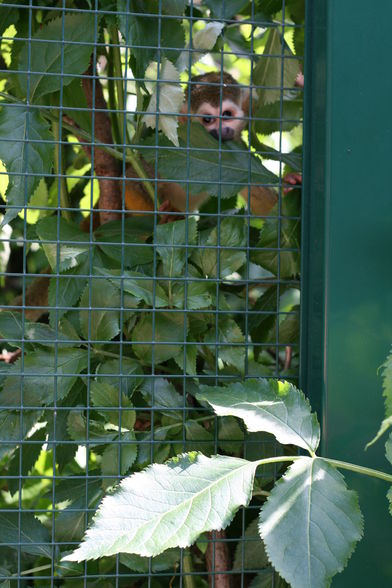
[0,1,303,585]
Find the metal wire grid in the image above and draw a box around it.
[0,1,303,586]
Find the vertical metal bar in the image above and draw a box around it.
[302,0,392,584]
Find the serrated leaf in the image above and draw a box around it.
[133,311,187,364]
[155,217,197,278]
[144,59,183,146]
[7,427,46,496]
[141,378,183,420]
[0,511,51,558]
[63,453,257,561]
[0,106,53,225]
[198,378,320,454]
[365,415,392,450]
[259,457,363,588]
[67,411,117,445]
[18,13,95,101]
[141,124,277,199]
[1,348,88,407]
[96,357,143,395]
[36,217,91,272]
[79,280,120,342]
[205,317,245,369]
[172,279,213,310]
[0,310,72,348]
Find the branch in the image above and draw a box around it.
[206,530,231,588]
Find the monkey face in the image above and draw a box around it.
[195,99,245,141]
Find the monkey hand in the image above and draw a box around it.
[158,200,183,224]
[283,173,302,194]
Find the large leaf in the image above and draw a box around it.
[205,0,248,19]
[117,0,185,79]
[48,261,88,326]
[0,106,53,225]
[98,268,168,308]
[141,124,277,199]
[64,453,257,561]
[0,410,41,460]
[18,13,95,102]
[259,457,363,588]
[198,378,320,454]
[0,512,51,558]
[232,517,269,572]
[0,348,88,407]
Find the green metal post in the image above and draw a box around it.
[302,1,392,585]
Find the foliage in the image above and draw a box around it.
[63,378,392,588]
[0,0,304,586]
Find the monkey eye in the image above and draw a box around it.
[202,116,213,124]
[222,110,232,117]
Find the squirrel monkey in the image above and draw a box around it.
[124,71,300,219]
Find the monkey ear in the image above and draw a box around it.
[179,102,189,125]
[241,88,258,117]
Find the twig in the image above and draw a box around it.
[206,530,231,588]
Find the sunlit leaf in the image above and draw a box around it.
[259,457,363,588]
[64,453,257,561]
[198,378,320,454]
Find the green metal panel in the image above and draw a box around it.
[302,1,392,585]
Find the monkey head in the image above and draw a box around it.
[182,72,248,141]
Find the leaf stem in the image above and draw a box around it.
[183,552,196,588]
[13,563,52,577]
[52,118,71,222]
[323,457,392,483]
[109,25,127,146]
[107,44,121,146]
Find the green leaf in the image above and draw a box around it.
[101,431,138,479]
[100,268,168,307]
[0,411,40,460]
[198,378,320,454]
[253,95,303,136]
[1,348,88,407]
[249,573,289,588]
[91,380,136,430]
[382,347,392,416]
[63,453,257,561]
[67,411,118,445]
[171,279,214,310]
[79,279,120,341]
[0,511,51,558]
[217,416,244,454]
[192,216,247,278]
[18,13,95,102]
[48,261,88,326]
[55,498,87,542]
[253,28,301,107]
[94,218,154,268]
[0,311,72,348]
[37,217,91,272]
[141,124,277,200]
[259,457,363,588]
[251,191,300,278]
[141,378,183,420]
[155,217,197,278]
[0,106,53,225]
[183,421,214,454]
[205,317,245,369]
[205,0,249,19]
[120,548,180,573]
[95,357,143,395]
[117,0,185,79]
[7,427,46,496]
[232,517,268,572]
[133,311,186,364]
